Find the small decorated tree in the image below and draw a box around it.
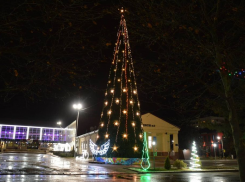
[164,156,171,170]
[190,141,201,169]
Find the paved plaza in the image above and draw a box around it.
[0,153,240,181]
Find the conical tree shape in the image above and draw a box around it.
[96,9,143,158]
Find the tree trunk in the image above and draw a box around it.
[227,96,245,182]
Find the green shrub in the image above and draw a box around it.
[173,159,187,169]
[164,156,171,170]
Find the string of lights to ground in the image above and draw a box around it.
[88,8,150,170]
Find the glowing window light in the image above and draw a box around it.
[110,89,114,94]
[123,88,127,92]
[130,100,133,104]
[18,132,20,134]
[105,101,108,106]
[44,133,46,135]
[115,99,120,104]
[123,110,127,114]
[108,110,112,115]
[132,122,135,127]
[123,133,127,138]
[100,123,104,127]
[148,136,152,149]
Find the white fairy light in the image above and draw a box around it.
[89,139,110,155]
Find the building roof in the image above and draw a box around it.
[141,113,180,130]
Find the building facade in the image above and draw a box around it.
[0,123,75,151]
[76,113,180,158]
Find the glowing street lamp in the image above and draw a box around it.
[73,103,82,158]
[217,136,224,158]
[213,143,217,160]
[57,121,62,128]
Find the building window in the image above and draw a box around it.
[148,136,152,149]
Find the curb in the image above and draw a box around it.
[128,168,239,173]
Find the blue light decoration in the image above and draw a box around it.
[141,132,150,170]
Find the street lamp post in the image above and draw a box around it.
[217,136,224,158]
[152,141,156,170]
[57,121,62,128]
[213,143,217,160]
[73,103,82,158]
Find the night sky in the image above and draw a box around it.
[0,1,180,136]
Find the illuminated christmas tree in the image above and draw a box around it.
[190,141,201,169]
[92,8,144,158]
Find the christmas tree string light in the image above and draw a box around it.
[219,62,245,79]
[190,141,201,169]
[92,7,144,158]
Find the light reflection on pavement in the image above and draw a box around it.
[0,153,240,181]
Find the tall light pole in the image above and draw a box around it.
[73,103,82,158]
[217,136,224,158]
[152,141,156,170]
[213,143,217,160]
